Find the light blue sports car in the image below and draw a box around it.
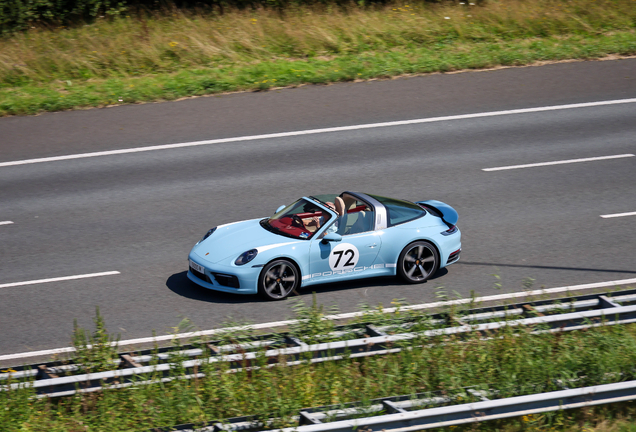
[188,192,461,300]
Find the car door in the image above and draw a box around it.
[304,229,383,285]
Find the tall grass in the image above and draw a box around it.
[1,0,634,88]
[3,299,636,431]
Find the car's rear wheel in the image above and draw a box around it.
[397,241,439,284]
[258,259,299,300]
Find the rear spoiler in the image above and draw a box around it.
[416,200,459,228]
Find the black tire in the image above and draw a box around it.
[258,259,300,300]
[397,241,439,284]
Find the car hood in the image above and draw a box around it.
[191,218,300,264]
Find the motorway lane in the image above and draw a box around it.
[1,63,636,355]
[1,58,635,162]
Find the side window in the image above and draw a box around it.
[339,194,374,236]
[384,204,424,226]
[366,194,426,227]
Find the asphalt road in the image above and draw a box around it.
[1,59,635,356]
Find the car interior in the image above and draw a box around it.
[337,193,373,236]
[268,193,375,239]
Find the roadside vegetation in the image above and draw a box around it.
[1,0,635,116]
[3,297,636,431]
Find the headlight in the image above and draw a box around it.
[200,227,217,243]
[235,249,258,266]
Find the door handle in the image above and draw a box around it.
[367,243,377,248]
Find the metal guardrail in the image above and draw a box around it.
[150,379,636,432]
[274,380,636,432]
[3,290,636,399]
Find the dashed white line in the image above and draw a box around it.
[0,271,120,289]
[2,277,635,362]
[601,211,636,219]
[483,154,634,172]
[1,98,635,168]
[0,221,14,225]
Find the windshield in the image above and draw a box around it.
[261,198,334,240]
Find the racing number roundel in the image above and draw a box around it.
[329,243,360,271]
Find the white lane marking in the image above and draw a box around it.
[601,211,636,219]
[1,98,636,168]
[483,154,635,172]
[0,271,120,289]
[0,221,14,225]
[2,277,635,362]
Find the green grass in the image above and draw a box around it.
[1,0,635,116]
[4,298,636,431]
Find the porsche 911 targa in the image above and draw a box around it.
[188,192,461,300]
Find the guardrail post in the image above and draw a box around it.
[36,365,58,380]
[522,304,544,317]
[599,295,621,309]
[382,400,407,413]
[365,325,387,337]
[467,389,490,401]
[552,379,570,390]
[299,411,322,425]
[285,336,308,348]
[213,421,228,431]
[120,354,142,369]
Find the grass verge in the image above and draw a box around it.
[1,0,635,116]
[3,298,636,431]
[2,32,635,117]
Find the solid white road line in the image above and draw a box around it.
[483,154,635,172]
[2,277,635,362]
[1,98,636,168]
[0,271,120,289]
[0,221,14,225]
[601,211,636,219]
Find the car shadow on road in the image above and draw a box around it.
[166,271,258,304]
[166,268,448,304]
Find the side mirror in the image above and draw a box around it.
[321,233,342,244]
[275,205,286,214]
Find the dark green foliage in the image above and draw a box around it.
[0,0,409,35]
[0,0,128,34]
[72,306,120,373]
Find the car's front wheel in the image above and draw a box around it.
[258,259,299,300]
[397,241,439,284]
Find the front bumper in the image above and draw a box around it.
[187,255,260,295]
